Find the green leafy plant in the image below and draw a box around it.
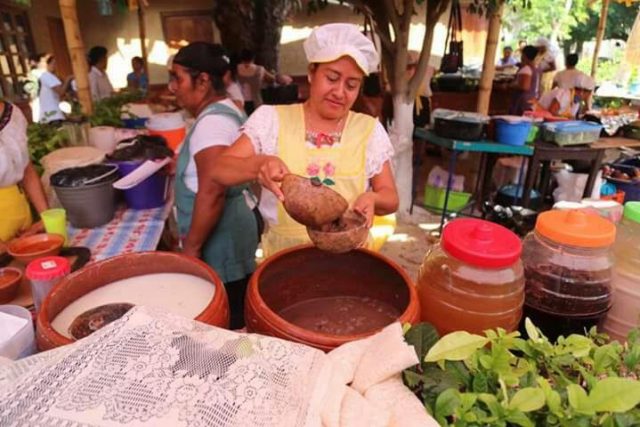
[27,121,70,174]
[89,90,143,127]
[403,320,640,426]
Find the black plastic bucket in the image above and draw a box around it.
[51,165,119,228]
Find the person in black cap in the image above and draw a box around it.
[170,42,258,329]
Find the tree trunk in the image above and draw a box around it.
[59,0,92,115]
[592,0,610,78]
[476,1,504,115]
[212,0,255,54]
[254,0,294,71]
[389,96,416,217]
[137,4,149,78]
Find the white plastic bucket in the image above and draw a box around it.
[0,305,35,360]
[89,126,117,154]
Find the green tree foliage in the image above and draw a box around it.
[503,0,591,45]
[568,1,639,53]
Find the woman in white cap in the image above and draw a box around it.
[535,74,595,119]
[210,23,399,257]
[535,37,558,92]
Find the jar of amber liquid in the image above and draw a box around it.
[418,219,525,336]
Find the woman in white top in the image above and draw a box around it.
[38,54,73,123]
[88,46,114,101]
[0,102,49,242]
[211,23,399,258]
[170,42,258,329]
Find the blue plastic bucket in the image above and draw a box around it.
[113,160,167,209]
[495,119,532,146]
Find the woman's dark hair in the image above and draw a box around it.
[566,54,579,67]
[132,56,144,65]
[173,42,229,96]
[239,49,255,63]
[522,45,539,61]
[88,46,108,66]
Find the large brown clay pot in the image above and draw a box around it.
[36,251,229,351]
[246,245,420,351]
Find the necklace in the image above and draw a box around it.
[304,104,345,148]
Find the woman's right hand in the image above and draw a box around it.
[257,156,289,201]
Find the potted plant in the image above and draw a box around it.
[403,320,640,426]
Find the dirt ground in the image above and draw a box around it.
[379,207,440,283]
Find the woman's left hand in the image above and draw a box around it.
[352,192,376,228]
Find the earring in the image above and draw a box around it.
[307,75,312,83]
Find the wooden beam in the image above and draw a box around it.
[591,0,610,78]
[476,1,504,115]
[59,0,92,115]
[137,3,149,78]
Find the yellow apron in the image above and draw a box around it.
[0,185,32,242]
[261,104,376,258]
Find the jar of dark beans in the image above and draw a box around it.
[521,209,616,341]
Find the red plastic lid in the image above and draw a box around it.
[441,218,522,268]
[25,256,71,281]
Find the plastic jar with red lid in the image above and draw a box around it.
[417,218,525,336]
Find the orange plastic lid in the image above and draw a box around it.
[535,209,616,248]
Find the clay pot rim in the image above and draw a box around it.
[251,244,418,345]
[0,266,22,290]
[8,233,64,259]
[36,251,226,347]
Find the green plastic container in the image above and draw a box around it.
[423,186,472,213]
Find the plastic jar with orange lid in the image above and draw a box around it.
[417,218,525,336]
[521,210,616,341]
[603,202,640,342]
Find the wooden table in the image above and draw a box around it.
[522,137,640,208]
[413,129,534,229]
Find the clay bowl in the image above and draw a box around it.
[281,174,348,228]
[0,267,22,303]
[245,245,420,351]
[8,233,64,265]
[307,210,368,254]
[36,251,230,351]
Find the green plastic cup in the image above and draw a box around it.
[41,208,68,246]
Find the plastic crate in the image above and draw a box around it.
[542,121,603,146]
[423,185,471,213]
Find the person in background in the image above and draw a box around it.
[509,45,541,116]
[496,46,518,71]
[210,23,399,258]
[126,56,149,95]
[536,74,595,118]
[38,54,73,123]
[406,50,435,128]
[236,49,276,115]
[88,46,114,101]
[0,101,49,242]
[169,42,258,329]
[210,44,245,111]
[535,37,558,92]
[25,53,46,122]
[553,53,587,89]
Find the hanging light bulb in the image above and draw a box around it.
[97,0,113,16]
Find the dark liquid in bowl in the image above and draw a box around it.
[278,296,400,335]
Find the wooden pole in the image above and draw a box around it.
[591,0,610,78]
[59,0,92,115]
[476,1,504,115]
[137,3,149,78]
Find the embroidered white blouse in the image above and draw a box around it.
[240,105,394,224]
[0,104,29,188]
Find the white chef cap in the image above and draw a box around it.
[575,74,596,91]
[303,23,379,75]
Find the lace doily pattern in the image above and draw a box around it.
[0,306,326,427]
